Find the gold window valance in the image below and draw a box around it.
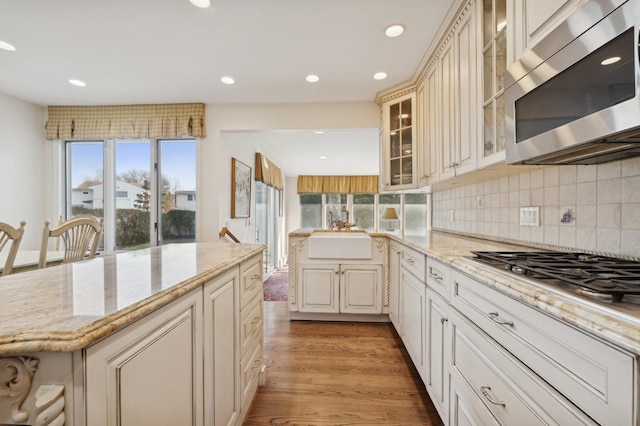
[255,153,284,190]
[297,175,379,194]
[45,103,206,140]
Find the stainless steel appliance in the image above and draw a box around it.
[470,251,640,319]
[504,0,640,165]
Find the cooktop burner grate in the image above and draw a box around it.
[471,251,640,302]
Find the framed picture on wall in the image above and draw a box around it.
[231,158,251,218]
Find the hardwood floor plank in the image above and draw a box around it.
[243,302,444,426]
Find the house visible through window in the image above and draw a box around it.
[66,138,197,252]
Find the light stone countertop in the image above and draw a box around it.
[0,242,264,355]
[290,229,640,355]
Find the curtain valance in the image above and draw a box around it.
[297,175,379,194]
[255,153,284,190]
[45,103,206,140]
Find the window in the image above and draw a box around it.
[404,193,428,237]
[299,192,427,235]
[352,194,375,231]
[300,194,322,229]
[66,138,196,252]
[187,194,194,201]
[325,194,347,227]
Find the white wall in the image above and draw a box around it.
[0,93,47,249]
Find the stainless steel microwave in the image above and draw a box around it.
[505,0,640,165]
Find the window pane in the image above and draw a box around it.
[379,194,401,235]
[404,193,428,237]
[300,194,322,229]
[353,194,375,231]
[67,141,104,250]
[160,139,196,244]
[325,194,347,227]
[115,140,151,250]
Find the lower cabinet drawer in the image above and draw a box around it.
[426,256,449,301]
[240,291,263,355]
[401,246,426,281]
[451,269,634,426]
[450,309,596,426]
[240,336,263,409]
[240,255,263,309]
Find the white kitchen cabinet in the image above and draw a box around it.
[451,268,634,425]
[425,289,449,424]
[449,375,500,426]
[389,243,402,332]
[400,267,426,377]
[426,63,440,184]
[340,264,383,314]
[85,288,204,426]
[381,92,417,190]
[508,0,585,64]
[297,263,382,314]
[416,81,430,187]
[204,267,240,426]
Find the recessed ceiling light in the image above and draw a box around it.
[320,156,327,160]
[306,75,319,83]
[0,41,16,51]
[189,0,211,8]
[69,79,86,87]
[373,72,388,80]
[601,56,621,65]
[221,76,235,85]
[384,24,405,38]
[314,131,325,134]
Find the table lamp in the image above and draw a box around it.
[381,207,399,231]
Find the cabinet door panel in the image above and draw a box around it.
[204,269,239,426]
[340,265,382,314]
[400,269,426,374]
[426,290,449,423]
[298,264,340,313]
[440,42,456,181]
[86,290,203,426]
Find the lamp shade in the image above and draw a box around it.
[381,208,399,220]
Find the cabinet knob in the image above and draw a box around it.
[440,317,448,324]
[480,386,505,406]
[251,316,261,324]
[253,274,261,280]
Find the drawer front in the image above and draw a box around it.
[401,246,426,281]
[451,269,634,426]
[240,255,263,309]
[240,291,263,356]
[426,257,450,301]
[240,336,263,409]
[450,310,596,426]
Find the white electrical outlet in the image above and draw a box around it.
[448,210,455,222]
[519,206,540,226]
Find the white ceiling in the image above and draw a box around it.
[0,0,455,176]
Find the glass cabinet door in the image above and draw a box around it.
[383,92,416,189]
[481,0,506,161]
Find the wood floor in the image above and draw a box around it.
[243,302,444,425]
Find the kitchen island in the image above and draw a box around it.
[0,242,265,426]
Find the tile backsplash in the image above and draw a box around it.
[432,156,640,258]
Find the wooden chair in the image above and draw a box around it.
[39,215,104,268]
[0,220,26,276]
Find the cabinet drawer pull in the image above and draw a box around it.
[440,317,448,324]
[480,386,505,406]
[252,359,262,369]
[251,316,261,324]
[335,270,340,275]
[488,312,514,327]
[253,274,261,280]
[406,258,415,264]
[430,272,443,281]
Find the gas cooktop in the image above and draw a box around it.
[470,251,640,302]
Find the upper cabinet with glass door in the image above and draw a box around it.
[381,92,417,191]
[478,0,507,167]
